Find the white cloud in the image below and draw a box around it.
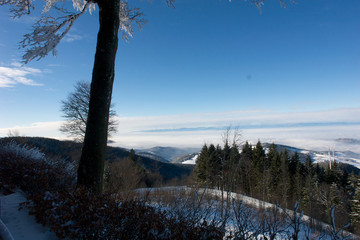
[64,33,85,42]
[0,121,64,139]
[114,108,360,133]
[0,63,43,87]
[109,108,360,151]
[2,108,360,153]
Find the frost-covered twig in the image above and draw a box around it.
[231,198,260,239]
[260,202,287,240]
[19,2,89,63]
[285,201,304,240]
[0,140,45,160]
[0,0,34,18]
[327,206,352,240]
[118,1,146,41]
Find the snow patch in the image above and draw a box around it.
[181,154,198,165]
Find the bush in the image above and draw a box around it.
[25,187,224,239]
[0,140,75,194]
[0,140,224,239]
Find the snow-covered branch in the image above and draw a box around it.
[119,1,146,41]
[0,0,34,17]
[19,2,89,63]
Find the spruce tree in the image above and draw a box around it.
[252,140,267,198]
[304,155,314,176]
[240,141,253,196]
[229,143,241,192]
[269,144,281,195]
[195,144,209,184]
[208,144,220,188]
[301,156,314,213]
[252,140,266,174]
[279,149,290,208]
[288,152,301,200]
[350,176,360,233]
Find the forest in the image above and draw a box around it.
[194,140,360,234]
[1,136,360,239]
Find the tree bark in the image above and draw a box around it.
[77,0,120,193]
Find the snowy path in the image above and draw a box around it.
[0,191,58,240]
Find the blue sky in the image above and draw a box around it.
[0,0,359,151]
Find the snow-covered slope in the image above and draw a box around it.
[270,144,360,170]
[180,154,199,165]
[309,150,360,169]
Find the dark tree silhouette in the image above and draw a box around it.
[60,81,118,142]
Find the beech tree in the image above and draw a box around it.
[1,0,293,193]
[60,81,118,142]
[0,0,159,193]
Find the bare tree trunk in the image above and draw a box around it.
[77,0,120,193]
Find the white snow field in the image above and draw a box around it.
[0,190,58,240]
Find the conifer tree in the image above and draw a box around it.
[195,144,209,184]
[252,140,266,174]
[230,142,241,192]
[208,144,220,188]
[304,156,314,176]
[252,140,267,198]
[301,156,314,209]
[288,152,301,200]
[221,142,231,191]
[350,176,360,233]
[279,149,290,208]
[240,141,253,195]
[269,144,281,195]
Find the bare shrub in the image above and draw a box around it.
[0,140,75,194]
[230,198,261,239]
[24,187,224,239]
[104,157,145,195]
[259,203,287,240]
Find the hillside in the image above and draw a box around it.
[262,143,360,174]
[0,137,193,183]
[136,146,200,162]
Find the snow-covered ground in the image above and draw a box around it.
[0,190,58,240]
[181,154,198,164]
[139,186,359,240]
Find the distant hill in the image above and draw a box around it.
[335,138,360,145]
[162,142,360,174]
[0,137,194,182]
[262,143,360,174]
[135,146,200,162]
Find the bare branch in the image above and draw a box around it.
[279,0,297,9]
[166,0,175,8]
